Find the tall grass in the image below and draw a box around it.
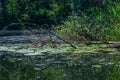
[57,0,120,41]
[57,15,108,41]
[106,0,120,41]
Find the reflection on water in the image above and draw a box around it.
[0,51,120,80]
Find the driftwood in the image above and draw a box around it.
[49,31,77,49]
[2,22,40,30]
[90,41,120,44]
[107,43,120,48]
[90,41,120,48]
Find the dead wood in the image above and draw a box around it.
[49,31,77,49]
[90,41,120,44]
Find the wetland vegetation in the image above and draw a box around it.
[0,0,120,80]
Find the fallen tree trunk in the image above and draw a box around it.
[89,41,120,48]
[90,41,120,44]
[106,43,120,48]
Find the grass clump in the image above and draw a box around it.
[57,0,120,42]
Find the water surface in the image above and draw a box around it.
[0,51,120,80]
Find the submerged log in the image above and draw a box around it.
[90,41,120,44]
[89,41,120,48]
[107,43,120,48]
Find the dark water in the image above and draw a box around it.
[0,51,120,80]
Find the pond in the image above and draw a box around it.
[0,51,120,80]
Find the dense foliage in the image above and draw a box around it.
[0,0,113,28]
[0,0,72,29]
